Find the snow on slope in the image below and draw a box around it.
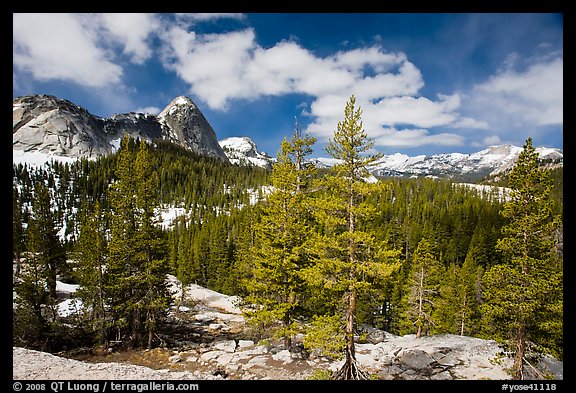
[219,136,275,169]
[166,275,242,315]
[53,275,244,321]
[13,149,82,167]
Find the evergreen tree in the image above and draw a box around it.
[481,137,563,379]
[105,137,170,348]
[13,186,24,277]
[400,238,443,338]
[75,200,108,345]
[305,95,399,379]
[134,140,171,348]
[244,124,316,347]
[27,183,66,309]
[105,136,139,345]
[435,254,482,336]
[14,182,66,347]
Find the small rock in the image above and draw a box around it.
[237,340,254,349]
[272,350,293,364]
[399,349,436,370]
[194,314,215,322]
[431,370,453,380]
[200,350,223,362]
[435,352,462,367]
[213,339,237,353]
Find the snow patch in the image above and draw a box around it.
[13,149,81,167]
[167,275,242,315]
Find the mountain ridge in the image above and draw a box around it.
[13,94,229,162]
[13,94,562,180]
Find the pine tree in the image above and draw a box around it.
[105,137,170,348]
[481,137,563,379]
[244,124,316,347]
[400,238,443,338]
[14,182,66,346]
[305,95,399,379]
[76,200,108,345]
[435,254,482,336]
[134,140,171,349]
[26,183,66,312]
[105,136,139,345]
[13,186,24,277]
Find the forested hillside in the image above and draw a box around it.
[12,103,563,380]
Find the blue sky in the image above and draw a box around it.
[13,13,563,157]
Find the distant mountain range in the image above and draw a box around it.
[218,136,275,170]
[13,94,562,180]
[309,144,563,180]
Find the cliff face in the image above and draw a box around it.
[158,96,229,161]
[219,136,275,169]
[13,94,229,162]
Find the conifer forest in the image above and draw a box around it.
[12,96,563,380]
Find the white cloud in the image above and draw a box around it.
[158,26,425,110]
[13,13,123,87]
[13,13,501,152]
[135,106,162,115]
[369,95,458,128]
[470,56,563,126]
[161,28,257,110]
[373,128,465,148]
[158,25,488,151]
[174,13,245,23]
[96,13,160,64]
[482,135,502,145]
[13,13,162,87]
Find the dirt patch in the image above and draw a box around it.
[64,347,175,370]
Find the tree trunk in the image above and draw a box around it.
[283,310,292,348]
[334,288,369,380]
[416,265,424,338]
[460,292,467,336]
[513,325,526,380]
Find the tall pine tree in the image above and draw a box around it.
[105,137,170,348]
[244,124,316,347]
[481,137,563,379]
[305,95,399,379]
[399,238,443,338]
[435,255,482,336]
[134,140,171,348]
[14,182,66,347]
[76,200,108,345]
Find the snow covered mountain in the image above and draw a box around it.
[371,144,562,179]
[218,136,276,169]
[314,144,561,180]
[13,94,229,163]
[13,94,562,180]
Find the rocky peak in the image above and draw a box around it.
[157,96,229,162]
[219,136,275,169]
[158,96,198,118]
[13,94,229,163]
[13,95,110,157]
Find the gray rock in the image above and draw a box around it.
[398,349,436,370]
[213,339,237,353]
[435,352,462,367]
[237,340,255,349]
[158,96,229,162]
[431,370,453,380]
[358,324,397,344]
[13,94,230,163]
